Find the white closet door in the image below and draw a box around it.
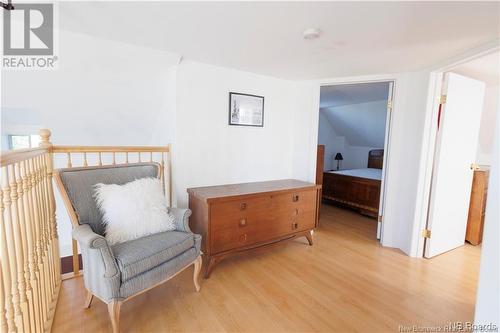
[424,73,485,258]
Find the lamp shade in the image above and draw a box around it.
[334,153,343,161]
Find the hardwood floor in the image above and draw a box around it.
[52,204,481,332]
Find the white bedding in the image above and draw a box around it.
[326,168,382,181]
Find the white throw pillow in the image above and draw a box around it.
[94,177,175,245]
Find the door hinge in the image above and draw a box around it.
[422,229,431,239]
[387,100,393,111]
[439,95,447,104]
[378,215,383,223]
[470,163,480,171]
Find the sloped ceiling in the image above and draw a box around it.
[320,82,389,147]
[58,1,500,80]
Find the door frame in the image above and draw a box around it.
[414,44,500,257]
[315,78,396,243]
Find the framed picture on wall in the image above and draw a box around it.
[228,92,264,127]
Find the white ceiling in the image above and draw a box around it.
[59,1,500,80]
[320,82,390,108]
[452,51,500,85]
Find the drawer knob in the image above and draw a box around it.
[292,222,299,230]
[293,194,299,202]
[239,234,247,242]
[239,218,247,227]
[240,203,247,210]
[295,208,299,215]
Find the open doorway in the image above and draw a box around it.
[423,50,499,258]
[316,81,393,239]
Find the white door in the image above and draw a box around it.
[424,73,485,258]
[377,82,394,240]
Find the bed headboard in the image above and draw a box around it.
[367,149,384,169]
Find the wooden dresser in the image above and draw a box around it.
[465,168,489,245]
[187,179,321,277]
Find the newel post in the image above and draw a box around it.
[38,129,52,150]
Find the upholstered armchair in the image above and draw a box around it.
[55,163,202,333]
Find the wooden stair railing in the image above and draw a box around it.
[0,135,61,333]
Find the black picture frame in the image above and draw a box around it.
[228,92,265,127]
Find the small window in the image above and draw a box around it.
[8,134,41,150]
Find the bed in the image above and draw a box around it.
[322,149,383,218]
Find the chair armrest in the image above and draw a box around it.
[72,224,119,278]
[72,223,108,249]
[169,207,192,232]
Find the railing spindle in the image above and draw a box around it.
[20,160,43,333]
[9,163,32,332]
[167,144,173,206]
[2,167,24,332]
[0,167,18,333]
[160,152,165,194]
[0,264,9,333]
[27,158,48,326]
[66,153,72,168]
[14,163,36,333]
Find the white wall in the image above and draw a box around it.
[318,111,380,170]
[383,72,434,255]
[476,84,499,165]
[173,60,309,207]
[474,113,499,327]
[1,30,180,256]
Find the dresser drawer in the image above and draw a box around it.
[210,195,272,232]
[276,203,316,234]
[211,223,262,253]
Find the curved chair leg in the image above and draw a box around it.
[84,290,93,308]
[193,255,202,292]
[107,301,122,333]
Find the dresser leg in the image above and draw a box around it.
[205,256,218,279]
[305,230,313,246]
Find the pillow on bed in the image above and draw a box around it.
[94,177,175,245]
